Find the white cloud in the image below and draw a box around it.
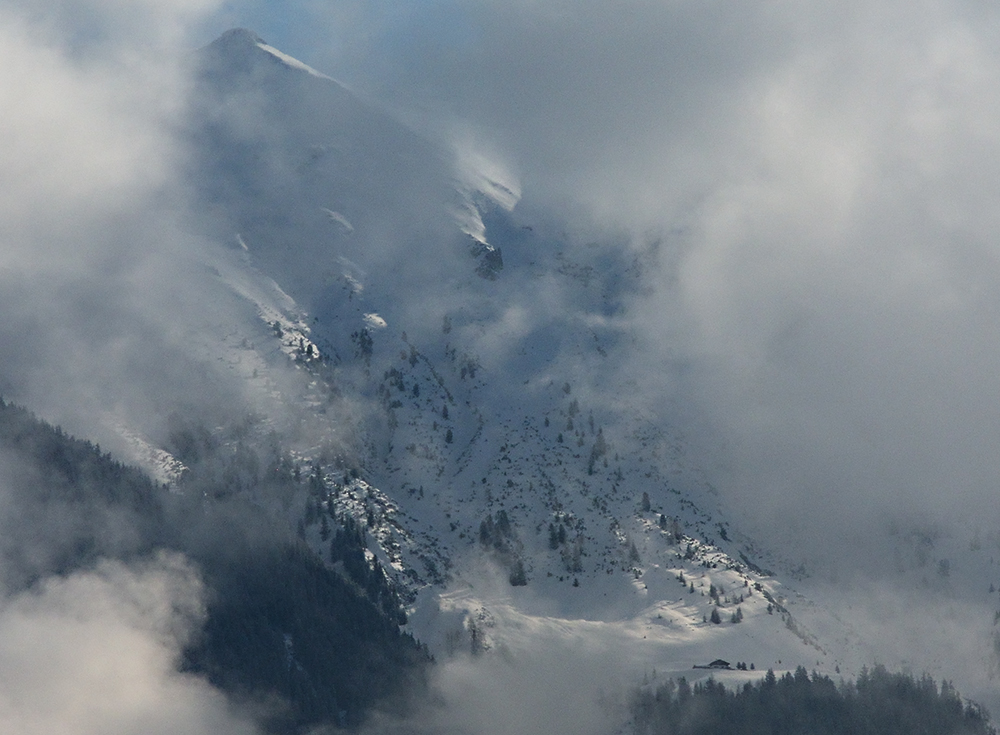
[366,642,623,735]
[0,553,256,735]
[0,0,271,454]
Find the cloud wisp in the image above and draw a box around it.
[0,552,257,735]
[0,0,290,459]
[0,5,270,731]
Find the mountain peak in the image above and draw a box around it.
[210,28,266,50]
[201,27,337,85]
[199,28,269,77]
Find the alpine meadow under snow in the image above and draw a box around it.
[3,1,1000,733]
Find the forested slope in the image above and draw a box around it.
[631,665,995,735]
[0,399,427,733]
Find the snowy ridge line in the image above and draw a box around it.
[114,423,187,487]
[255,42,338,83]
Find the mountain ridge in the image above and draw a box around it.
[28,26,995,730]
[173,29,868,685]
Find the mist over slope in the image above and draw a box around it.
[0,398,428,733]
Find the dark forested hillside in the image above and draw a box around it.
[0,399,428,733]
[0,399,167,586]
[177,503,427,733]
[630,665,995,735]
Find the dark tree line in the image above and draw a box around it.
[0,399,162,512]
[330,514,409,625]
[0,399,168,584]
[185,532,426,732]
[631,665,994,735]
[0,399,428,734]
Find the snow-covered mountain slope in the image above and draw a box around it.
[190,28,502,303]
[108,28,1000,711]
